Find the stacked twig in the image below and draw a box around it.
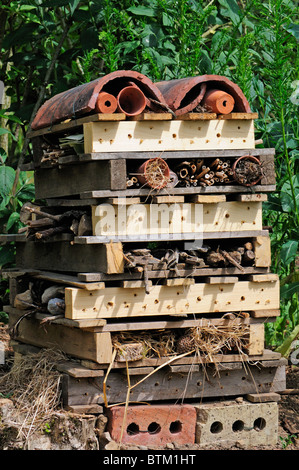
[124,241,255,277]
[18,204,92,240]
[174,158,235,187]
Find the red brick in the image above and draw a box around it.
[107,404,196,446]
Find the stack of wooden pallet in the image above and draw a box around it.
[1,73,286,448]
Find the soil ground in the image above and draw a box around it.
[1,322,298,451]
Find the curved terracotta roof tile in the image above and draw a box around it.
[155,75,251,115]
[31,70,167,130]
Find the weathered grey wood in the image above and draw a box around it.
[74,230,269,244]
[61,360,286,406]
[58,148,275,163]
[77,266,270,282]
[80,185,276,200]
[34,159,127,199]
[15,241,123,274]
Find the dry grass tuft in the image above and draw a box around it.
[0,348,65,441]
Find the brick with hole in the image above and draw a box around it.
[106,404,196,446]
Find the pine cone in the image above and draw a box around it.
[176,334,195,354]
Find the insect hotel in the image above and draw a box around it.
[1,70,285,448]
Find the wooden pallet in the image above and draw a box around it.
[83,119,256,153]
[27,112,258,164]
[6,306,274,366]
[60,353,286,406]
[31,148,276,200]
[91,200,263,241]
[64,275,279,320]
[2,231,270,275]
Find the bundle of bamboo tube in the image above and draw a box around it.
[174,158,234,187]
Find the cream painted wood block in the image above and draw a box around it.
[83,119,255,153]
[91,201,262,238]
[64,280,280,320]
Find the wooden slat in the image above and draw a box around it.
[217,112,258,120]
[83,119,256,154]
[236,194,268,202]
[248,274,279,282]
[8,308,113,364]
[28,113,126,138]
[128,112,173,121]
[80,185,276,199]
[178,113,217,120]
[34,159,127,199]
[190,194,226,203]
[64,280,280,320]
[253,235,271,267]
[15,241,124,274]
[251,309,280,318]
[205,276,239,284]
[91,201,263,239]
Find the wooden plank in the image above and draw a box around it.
[64,280,280,320]
[61,359,286,405]
[105,197,141,205]
[129,112,173,121]
[205,276,239,284]
[77,266,270,283]
[248,323,264,355]
[28,113,127,138]
[217,112,258,120]
[34,159,127,199]
[120,367,155,375]
[236,194,268,202]
[151,195,185,204]
[190,194,226,203]
[76,147,275,162]
[253,236,271,267]
[16,241,124,274]
[83,119,256,154]
[91,201,263,239]
[259,153,276,185]
[56,361,105,378]
[248,274,279,282]
[245,392,281,403]
[29,270,106,291]
[8,308,113,364]
[81,185,276,199]
[251,309,280,319]
[178,113,217,120]
[164,278,195,287]
[120,280,153,289]
[91,316,269,333]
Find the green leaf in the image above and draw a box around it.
[127,6,156,17]
[0,128,17,141]
[0,166,15,198]
[6,212,20,232]
[2,23,38,48]
[280,174,299,213]
[280,240,298,265]
[284,23,299,41]
[280,282,299,300]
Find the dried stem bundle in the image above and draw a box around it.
[0,348,65,441]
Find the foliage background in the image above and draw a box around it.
[0,0,298,350]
